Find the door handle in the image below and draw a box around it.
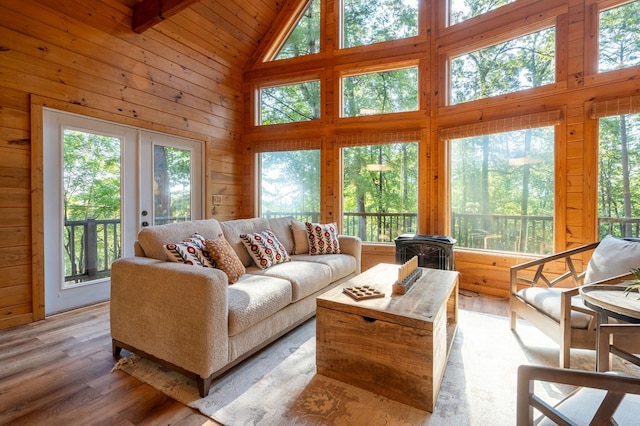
[141,221,149,227]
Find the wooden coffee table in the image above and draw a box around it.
[316,263,459,412]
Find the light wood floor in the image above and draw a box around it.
[0,291,508,425]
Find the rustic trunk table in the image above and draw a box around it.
[316,263,459,412]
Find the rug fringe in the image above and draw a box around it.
[111,356,140,373]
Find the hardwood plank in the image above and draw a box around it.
[0,303,216,425]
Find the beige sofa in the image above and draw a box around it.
[110,216,361,397]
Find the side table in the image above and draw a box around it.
[580,283,640,371]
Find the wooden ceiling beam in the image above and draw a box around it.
[132,0,202,33]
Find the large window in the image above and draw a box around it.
[342,142,418,242]
[448,0,515,26]
[450,27,555,105]
[341,0,419,48]
[450,127,555,254]
[598,0,640,72]
[259,80,320,125]
[260,150,320,223]
[598,113,640,238]
[341,66,419,117]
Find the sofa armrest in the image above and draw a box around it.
[110,257,230,378]
[338,235,362,274]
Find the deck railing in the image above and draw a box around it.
[63,213,640,281]
[64,218,121,283]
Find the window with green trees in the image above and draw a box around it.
[598,113,640,238]
[448,0,515,26]
[341,0,419,48]
[342,66,419,117]
[342,142,418,242]
[63,129,121,284]
[450,127,555,254]
[259,80,321,125]
[598,0,640,72]
[260,150,320,222]
[272,0,320,60]
[450,27,555,105]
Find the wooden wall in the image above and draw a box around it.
[242,0,640,297]
[0,0,280,330]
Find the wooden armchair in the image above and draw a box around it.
[516,364,640,425]
[510,237,640,368]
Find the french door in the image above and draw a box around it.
[42,109,203,315]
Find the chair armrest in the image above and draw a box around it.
[517,364,640,426]
[110,257,230,378]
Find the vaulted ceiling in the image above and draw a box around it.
[129,0,284,71]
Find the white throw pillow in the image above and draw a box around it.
[584,235,640,284]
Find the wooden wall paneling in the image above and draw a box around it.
[0,0,262,328]
[567,0,586,88]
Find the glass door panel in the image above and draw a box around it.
[154,145,192,225]
[63,129,121,287]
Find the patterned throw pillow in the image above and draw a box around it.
[205,235,245,284]
[164,233,214,267]
[240,230,290,269]
[305,222,341,255]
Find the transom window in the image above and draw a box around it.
[258,80,321,125]
[272,0,321,61]
[598,0,640,72]
[450,27,556,105]
[341,0,419,49]
[341,66,419,117]
[448,0,515,26]
[449,127,555,254]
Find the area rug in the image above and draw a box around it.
[113,309,640,425]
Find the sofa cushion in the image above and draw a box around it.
[290,253,356,282]
[245,261,332,302]
[220,218,271,267]
[240,230,290,269]
[205,235,245,284]
[136,219,223,261]
[290,220,309,254]
[227,274,293,336]
[584,235,640,284]
[267,216,295,254]
[306,222,341,255]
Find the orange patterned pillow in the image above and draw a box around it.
[205,235,245,284]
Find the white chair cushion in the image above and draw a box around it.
[517,287,593,329]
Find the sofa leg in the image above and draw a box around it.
[112,340,122,358]
[197,375,213,398]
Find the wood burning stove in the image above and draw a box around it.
[394,234,456,271]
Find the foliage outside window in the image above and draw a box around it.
[342,142,418,242]
[450,127,555,254]
[598,1,640,72]
[273,0,320,60]
[259,80,320,125]
[153,145,192,225]
[63,130,121,284]
[342,66,419,117]
[449,0,515,26]
[450,27,555,105]
[598,113,640,238]
[260,150,320,223]
[341,0,418,49]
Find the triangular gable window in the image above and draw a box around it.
[272,0,320,61]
